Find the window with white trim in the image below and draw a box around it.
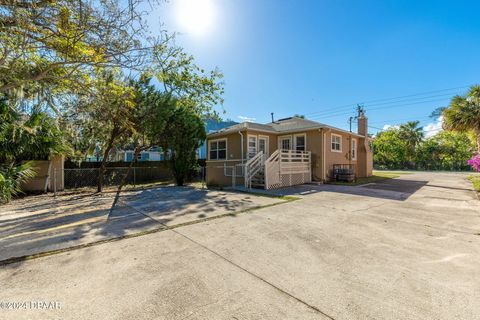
[331,134,342,152]
[279,136,291,150]
[351,138,357,160]
[209,139,227,160]
[295,134,306,151]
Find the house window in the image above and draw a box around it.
[331,134,342,152]
[126,152,141,161]
[259,136,269,155]
[279,136,291,150]
[351,139,357,160]
[141,152,150,161]
[294,134,306,151]
[248,135,257,159]
[209,139,227,160]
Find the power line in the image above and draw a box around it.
[363,92,457,108]
[368,116,432,125]
[355,85,467,105]
[368,125,443,133]
[303,85,469,117]
[306,93,457,119]
[308,97,451,121]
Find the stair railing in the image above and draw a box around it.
[244,151,265,189]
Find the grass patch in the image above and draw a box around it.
[467,174,480,192]
[372,170,414,175]
[330,172,400,186]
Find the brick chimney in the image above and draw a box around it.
[357,107,368,136]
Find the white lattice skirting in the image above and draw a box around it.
[267,172,311,190]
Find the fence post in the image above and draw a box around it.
[54,168,57,198]
[133,167,136,188]
[202,166,206,188]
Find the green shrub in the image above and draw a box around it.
[0,162,36,204]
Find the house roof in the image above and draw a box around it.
[207,116,365,138]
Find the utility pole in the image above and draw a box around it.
[356,104,365,118]
[349,104,366,132]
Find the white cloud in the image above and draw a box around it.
[382,124,399,131]
[238,115,256,122]
[423,116,443,138]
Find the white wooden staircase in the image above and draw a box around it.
[244,151,265,189]
[244,149,311,190]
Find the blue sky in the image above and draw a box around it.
[149,0,480,135]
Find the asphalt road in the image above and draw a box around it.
[1,172,479,320]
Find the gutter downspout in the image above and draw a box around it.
[238,131,244,175]
[322,128,331,181]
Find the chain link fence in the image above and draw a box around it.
[64,167,172,189]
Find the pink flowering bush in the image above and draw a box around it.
[467,155,480,172]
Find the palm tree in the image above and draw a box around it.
[0,162,36,204]
[443,85,480,152]
[398,121,424,167]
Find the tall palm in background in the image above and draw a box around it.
[399,121,424,167]
[442,85,480,153]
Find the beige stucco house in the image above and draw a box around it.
[206,113,373,189]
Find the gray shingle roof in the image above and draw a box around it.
[207,116,364,137]
[267,117,326,132]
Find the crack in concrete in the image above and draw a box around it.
[353,207,479,236]
[170,228,336,320]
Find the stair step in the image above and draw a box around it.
[251,183,265,188]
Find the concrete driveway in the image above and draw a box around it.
[0,186,284,262]
[1,172,479,320]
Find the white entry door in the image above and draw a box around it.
[259,136,269,156]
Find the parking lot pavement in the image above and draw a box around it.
[0,186,285,262]
[0,172,479,320]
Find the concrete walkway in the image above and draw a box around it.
[1,172,479,319]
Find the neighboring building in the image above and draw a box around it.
[198,119,238,159]
[205,113,373,189]
[117,147,168,162]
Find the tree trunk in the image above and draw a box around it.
[108,147,145,217]
[97,131,117,193]
[116,146,142,192]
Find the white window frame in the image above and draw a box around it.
[293,133,307,152]
[208,138,227,161]
[331,133,342,152]
[258,135,269,156]
[247,135,258,159]
[278,135,292,151]
[351,138,357,160]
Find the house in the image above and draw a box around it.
[205,112,373,189]
[117,147,168,162]
[198,119,239,159]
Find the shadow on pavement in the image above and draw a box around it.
[255,178,428,201]
[0,186,273,268]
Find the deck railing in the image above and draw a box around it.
[265,149,311,189]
